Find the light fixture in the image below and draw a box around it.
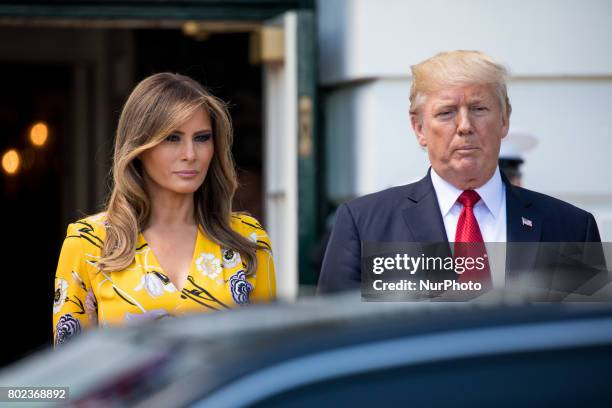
[2,149,21,175]
[30,122,49,147]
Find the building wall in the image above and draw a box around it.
[318,0,612,240]
[319,0,612,82]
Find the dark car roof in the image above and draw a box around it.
[2,292,612,407]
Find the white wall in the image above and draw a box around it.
[318,0,612,240]
[319,0,612,84]
[324,79,427,201]
[509,80,612,196]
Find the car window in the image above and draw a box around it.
[248,346,612,407]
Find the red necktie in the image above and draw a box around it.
[454,190,491,288]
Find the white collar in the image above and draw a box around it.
[430,166,504,219]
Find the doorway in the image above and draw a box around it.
[0,62,71,366]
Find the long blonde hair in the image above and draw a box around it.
[99,73,259,275]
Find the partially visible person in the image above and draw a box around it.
[53,73,275,345]
[499,132,537,186]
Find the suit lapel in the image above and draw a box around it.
[402,170,449,244]
[401,171,453,281]
[505,176,543,278]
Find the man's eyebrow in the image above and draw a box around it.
[466,92,489,102]
[432,103,457,110]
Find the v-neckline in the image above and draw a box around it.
[138,227,201,293]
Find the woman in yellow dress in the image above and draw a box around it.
[53,73,275,345]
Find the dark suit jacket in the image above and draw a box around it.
[317,170,603,294]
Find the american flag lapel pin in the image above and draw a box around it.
[522,217,533,228]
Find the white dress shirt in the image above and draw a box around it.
[430,167,507,288]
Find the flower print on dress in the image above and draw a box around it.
[134,271,176,298]
[229,270,253,305]
[53,279,69,315]
[84,289,98,325]
[221,248,241,269]
[247,231,272,253]
[71,271,87,291]
[195,252,222,280]
[55,314,82,346]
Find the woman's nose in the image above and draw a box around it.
[182,140,196,161]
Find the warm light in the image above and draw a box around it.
[30,122,48,147]
[2,149,21,175]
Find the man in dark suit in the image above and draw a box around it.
[318,50,603,295]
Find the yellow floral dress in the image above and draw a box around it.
[52,212,275,345]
